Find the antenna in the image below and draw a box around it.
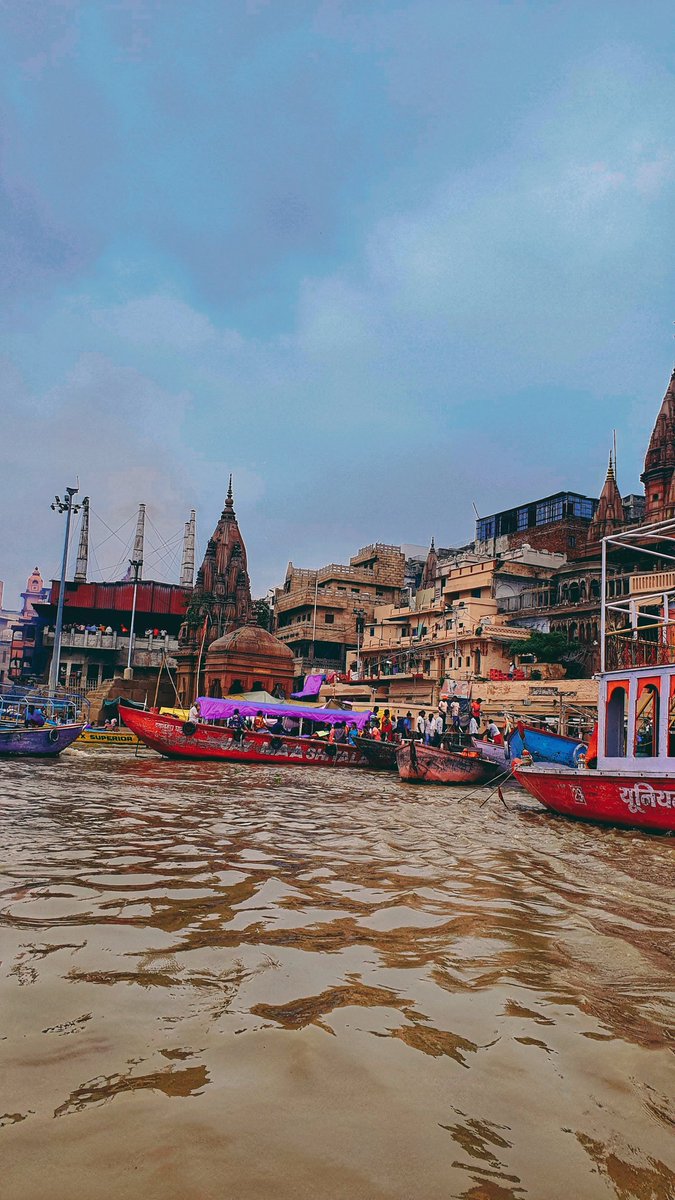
[472,502,480,519]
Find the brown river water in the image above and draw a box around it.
[1,749,673,1200]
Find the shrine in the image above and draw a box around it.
[176,478,294,703]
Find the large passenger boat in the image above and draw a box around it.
[120,696,370,767]
[515,518,675,833]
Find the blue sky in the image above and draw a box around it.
[1,0,673,603]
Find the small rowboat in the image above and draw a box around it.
[355,736,398,770]
[397,740,502,785]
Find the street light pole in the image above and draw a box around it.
[49,486,82,693]
[353,607,365,679]
[125,558,143,675]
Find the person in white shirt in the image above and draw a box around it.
[416,710,426,739]
[468,715,479,736]
[450,698,461,730]
[188,701,201,724]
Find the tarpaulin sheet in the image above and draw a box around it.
[291,673,325,700]
[196,696,371,728]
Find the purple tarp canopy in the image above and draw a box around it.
[196,696,371,728]
[291,672,325,700]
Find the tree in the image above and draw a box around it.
[253,597,272,631]
[509,630,580,663]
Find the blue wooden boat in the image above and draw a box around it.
[509,722,585,768]
[0,722,84,757]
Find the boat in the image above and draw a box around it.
[508,722,585,767]
[471,737,510,766]
[120,696,371,767]
[397,740,503,785]
[514,518,675,833]
[76,726,140,748]
[0,691,84,758]
[355,736,398,770]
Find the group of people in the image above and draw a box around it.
[363,699,504,749]
[187,701,361,746]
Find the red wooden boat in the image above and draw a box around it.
[513,763,675,833]
[120,704,367,768]
[397,740,502,785]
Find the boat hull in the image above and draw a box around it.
[471,738,509,766]
[514,764,675,832]
[0,723,84,757]
[355,736,398,770]
[120,706,367,767]
[77,728,140,748]
[397,741,501,785]
[510,723,584,768]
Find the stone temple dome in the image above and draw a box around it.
[204,624,295,698]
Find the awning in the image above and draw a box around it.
[196,696,371,728]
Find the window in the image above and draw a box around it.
[471,588,482,598]
[477,517,496,541]
[517,507,530,531]
[605,684,628,757]
[466,657,471,667]
[568,535,577,548]
[324,613,335,624]
[635,683,659,757]
[369,627,375,637]
[536,497,564,526]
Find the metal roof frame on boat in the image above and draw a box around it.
[601,516,675,673]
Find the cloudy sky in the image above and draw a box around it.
[1,1,673,604]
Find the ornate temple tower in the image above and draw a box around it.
[420,538,438,590]
[587,454,624,544]
[641,368,675,524]
[175,478,253,701]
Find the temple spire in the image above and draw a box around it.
[180,509,196,587]
[641,368,675,523]
[74,496,90,582]
[588,450,624,544]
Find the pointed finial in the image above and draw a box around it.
[430,536,435,551]
[226,474,233,509]
[607,451,615,480]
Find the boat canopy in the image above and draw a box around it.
[196,696,371,728]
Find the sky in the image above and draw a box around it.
[1,0,674,605]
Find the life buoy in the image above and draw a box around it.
[182,721,197,736]
[48,727,60,744]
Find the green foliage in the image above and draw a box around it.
[253,597,272,631]
[509,630,581,663]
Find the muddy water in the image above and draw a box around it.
[1,752,673,1200]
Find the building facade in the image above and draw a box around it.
[273,543,406,675]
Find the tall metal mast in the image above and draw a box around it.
[49,485,82,693]
[74,495,90,583]
[180,509,196,587]
[124,503,145,581]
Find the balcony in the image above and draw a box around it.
[630,570,675,596]
[43,630,178,652]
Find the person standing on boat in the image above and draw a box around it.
[468,713,480,736]
[438,697,448,730]
[450,698,461,730]
[416,710,426,740]
[188,700,201,724]
[380,710,393,742]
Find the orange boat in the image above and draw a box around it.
[397,740,502,785]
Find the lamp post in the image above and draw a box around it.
[125,558,143,676]
[49,486,83,693]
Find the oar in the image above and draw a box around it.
[478,772,516,809]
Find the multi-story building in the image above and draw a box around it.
[273,543,406,675]
[476,491,599,559]
[358,545,564,705]
[36,579,191,693]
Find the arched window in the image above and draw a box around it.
[570,582,580,604]
[590,579,600,601]
[605,684,628,757]
[635,682,659,757]
[580,581,587,601]
[209,679,222,698]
